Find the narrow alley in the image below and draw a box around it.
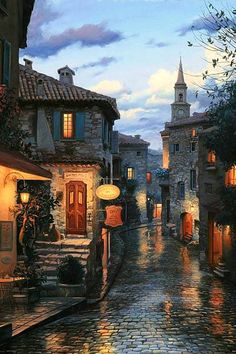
[2,226,236,353]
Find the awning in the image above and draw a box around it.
[0,147,52,180]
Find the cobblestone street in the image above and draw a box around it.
[2,225,236,353]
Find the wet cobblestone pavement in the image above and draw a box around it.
[2,225,236,353]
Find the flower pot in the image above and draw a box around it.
[58,283,86,297]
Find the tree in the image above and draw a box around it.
[189,3,236,85]
[0,87,31,155]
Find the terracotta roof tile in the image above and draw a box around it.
[119,133,149,146]
[19,65,120,119]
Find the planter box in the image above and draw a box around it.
[58,283,86,297]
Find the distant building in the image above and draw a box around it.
[18,60,119,288]
[160,59,208,241]
[112,133,150,221]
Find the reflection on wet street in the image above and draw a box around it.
[3,225,236,353]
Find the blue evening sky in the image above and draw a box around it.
[20,0,233,149]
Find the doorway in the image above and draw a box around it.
[66,181,87,235]
[208,215,222,265]
[180,212,193,241]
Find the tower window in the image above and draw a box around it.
[177,181,185,200]
[190,169,197,190]
[179,93,183,102]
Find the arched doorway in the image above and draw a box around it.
[180,212,193,241]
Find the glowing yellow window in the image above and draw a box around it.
[192,129,197,137]
[127,167,135,180]
[225,166,236,186]
[208,151,216,163]
[63,113,74,138]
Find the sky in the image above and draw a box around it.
[20,0,234,150]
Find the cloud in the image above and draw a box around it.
[24,23,125,58]
[76,57,117,70]
[90,80,129,96]
[146,39,170,48]
[177,16,220,36]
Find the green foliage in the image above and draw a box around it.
[0,87,31,155]
[57,255,85,285]
[13,262,46,288]
[205,82,236,169]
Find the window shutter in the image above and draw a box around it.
[53,111,61,140]
[170,144,175,154]
[75,112,85,140]
[3,40,11,86]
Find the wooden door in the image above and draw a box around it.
[181,213,193,239]
[66,181,86,234]
[208,216,222,265]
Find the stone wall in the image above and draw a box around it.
[165,123,206,240]
[147,149,162,202]
[42,163,101,241]
[119,146,148,221]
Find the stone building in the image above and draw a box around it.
[198,128,236,281]
[147,149,162,219]
[0,0,53,277]
[160,59,208,241]
[18,61,119,289]
[112,133,149,222]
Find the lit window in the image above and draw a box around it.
[127,167,135,180]
[208,151,216,163]
[146,172,152,184]
[191,129,197,137]
[225,166,236,186]
[63,113,74,138]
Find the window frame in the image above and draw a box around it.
[207,151,216,164]
[190,169,197,190]
[127,167,135,180]
[61,112,75,140]
[225,166,236,187]
[177,181,185,200]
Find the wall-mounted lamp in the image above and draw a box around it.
[4,172,30,204]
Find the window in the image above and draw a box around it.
[127,167,135,180]
[53,111,85,141]
[205,183,213,193]
[190,169,197,190]
[137,151,141,156]
[146,172,152,184]
[174,143,180,152]
[225,166,236,187]
[177,181,185,200]
[208,151,216,164]
[179,93,183,102]
[191,142,196,152]
[0,0,7,15]
[191,129,197,137]
[63,113,74,138]
[0,39,11,86]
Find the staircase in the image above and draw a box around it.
[213,259,230,278]
[36,235,93,296]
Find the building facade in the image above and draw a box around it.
[147,149,162,219]
[160,59,208,241]
[18,61,119,287]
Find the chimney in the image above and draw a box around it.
[24,58,33,70]
[58,65,75,85]
[135,134,141,139]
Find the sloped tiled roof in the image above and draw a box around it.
[119,133,149,146]
[19,64,120,119]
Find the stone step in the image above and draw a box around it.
[42,257,88,268]
[66,234,87,239]
[36,248,90,256]
[36,239,91,250]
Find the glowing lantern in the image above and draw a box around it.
[96,184,120,200]
[20,191,30,204]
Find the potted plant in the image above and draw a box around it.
[57,256,86,297]
[13,262,46,303]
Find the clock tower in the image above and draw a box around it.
[171,58,191,122]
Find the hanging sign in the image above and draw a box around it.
[105,205,123,227]
[96,184,120,200]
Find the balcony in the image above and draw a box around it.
[156,168,169,187]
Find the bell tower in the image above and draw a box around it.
[171,58,191,121]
